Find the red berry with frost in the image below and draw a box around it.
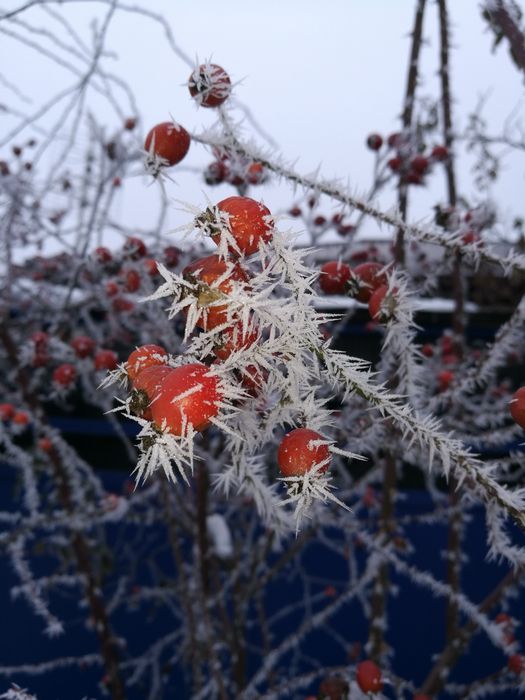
[31,331,48,349]
[366,133,383,150]
[319,261,352,295]
[209,196,273,256]
[246,162,266,184]
[188,63,231,108]
[150,363,223,435]
[71,336,96,359]
[123,236,147,260]
[278,428,331,477]
[213,320,259,361]
[13,411,30,426]
[204,160,228,185]
[53,363,77,386]
[112,297,134,313]
[38,437,53,453]
[0,403,15,421]
[183,254,250,331]
[105,281,119,297]
[510,387,525,428]
[352,262,389,303]
[124,269,141,293]
[356,660,383,693]
[94,246,112,264]
[387,132,402,148]
[508,654,524,675]
[368,284,390,321]
[431,145,448,161]
[411,155,429,174]
[144,259,158,276]
[438,370,454,392]
[144,122,190,168]
[163,246,180,268]
[388,156,402,172]
[126,345,168,383]
[95,349,118,371]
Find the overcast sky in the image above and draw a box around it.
[2,1,525,248]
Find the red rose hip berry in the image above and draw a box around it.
[356,660,383,693]
[278,428,331,477]
[126,345,168,383]
[366,133,383,151]
[510,387,525,428]
[53,363,77,387]
[150,363,222,435]
[352,262,389,303]
[71,335,96,358]
[319,261,352,295]
[95,349,118,371]
[204,196,273,256]
[144,121,190,169]
[188,63,231,108]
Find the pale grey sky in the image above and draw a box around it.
[1,1,524,248]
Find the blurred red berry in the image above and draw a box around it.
[94,247,112,264]
[431,144,448,161]
[510,387,525,428]
[95,350,118,371]
[163,246,180,268]
[508,654,524,675]
[319,261,352,295]
[438,370,454,392]
[356,660,383,693]
[388,156,402,172]
[124,269,141,293]
[13,411,30,426]
[0,403,15,421]
[123,236,147,260]
[204,160,228,185]
[53,363,77,387]
[367,133,383,150]
[71,336,96,358]
[411,155,429,174]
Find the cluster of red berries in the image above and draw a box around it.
[123,195,272,438]
[309,660,383,698]
[112,194,333,480]
[288,200,355,237]
[93,237,180,312]
[0,137,37,177]
[29,330,117,386]
[366,131,449,186]
[434,204,491,246]
[494,613,525,676]
[144,63,231,177]
[0,403,30,427]
[318,260,394,322]
[204,147,267,188]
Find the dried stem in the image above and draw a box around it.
[395,0,427,264]
[0,325,126,700]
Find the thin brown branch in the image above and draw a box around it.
[484,0,525,75]
[0,325,126,700]
[394,0,427,265]
[418,568,521,696]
